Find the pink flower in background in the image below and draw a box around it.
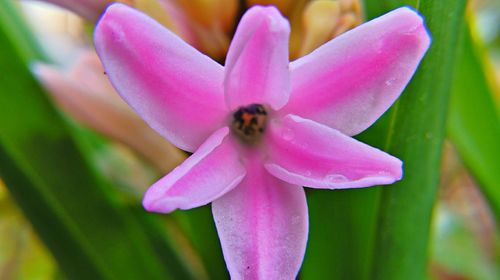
[32,52,186,172]
[34,0,115,21]
[33,0,239,60]
[95,3,430,279]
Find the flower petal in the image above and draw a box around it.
[282,7,431,136]
[143,127,246,213]
[265,114,402,189]
[224,6,290,110]
[212,160,308,279]
[94,3,228,152]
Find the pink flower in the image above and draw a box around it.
[33,0,115,21]
[94,4,430,279]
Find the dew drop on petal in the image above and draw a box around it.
[291,215,301,225]
[385,77,397,86]
[376,171,392,177]
[325,174,348,182]
[282,128,295,141]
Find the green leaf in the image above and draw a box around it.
[301,188,380,280]
[363,1,467,280]
[448,20,500,222]
[0,1,46,62]
[301,1,464,278]
[363,0,418,19]
[178,206,230,280]
[0,6,193,280]
[130,206,205,280]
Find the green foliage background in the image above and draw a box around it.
[0,0,498,279]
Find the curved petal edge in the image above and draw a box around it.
[265,114,403,189]
[283,7,431,136]
[143,127,246,213]
[94,3,228,152]
[224,5,291,111]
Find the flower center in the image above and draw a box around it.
[231,104,268,144]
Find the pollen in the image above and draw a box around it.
[231,104,268,144]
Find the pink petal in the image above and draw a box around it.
[282,7,431,136]
[224,6,291,110]
[94,3,228,152]
[36,0,112,21]
[143,127,246,213]
[212,158,308,279]
[265,114,402,189]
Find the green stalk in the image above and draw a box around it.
[364,1,467,279]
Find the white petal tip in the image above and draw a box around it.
[394,6,432,46]
[142,195,185,214]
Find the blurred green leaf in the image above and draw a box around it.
[363,0,418,19]
[0,188,58,280]
[363,1,467,280]
[177,206,229,280]
[301,188,380,280]
[130,205,207,280]
[448,20,500,222]
[431,204,499,280]
[0,1,46,62]
[0,5,194,280]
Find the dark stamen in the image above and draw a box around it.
[231,104,268,144]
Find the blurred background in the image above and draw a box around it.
[0,0,499,279]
